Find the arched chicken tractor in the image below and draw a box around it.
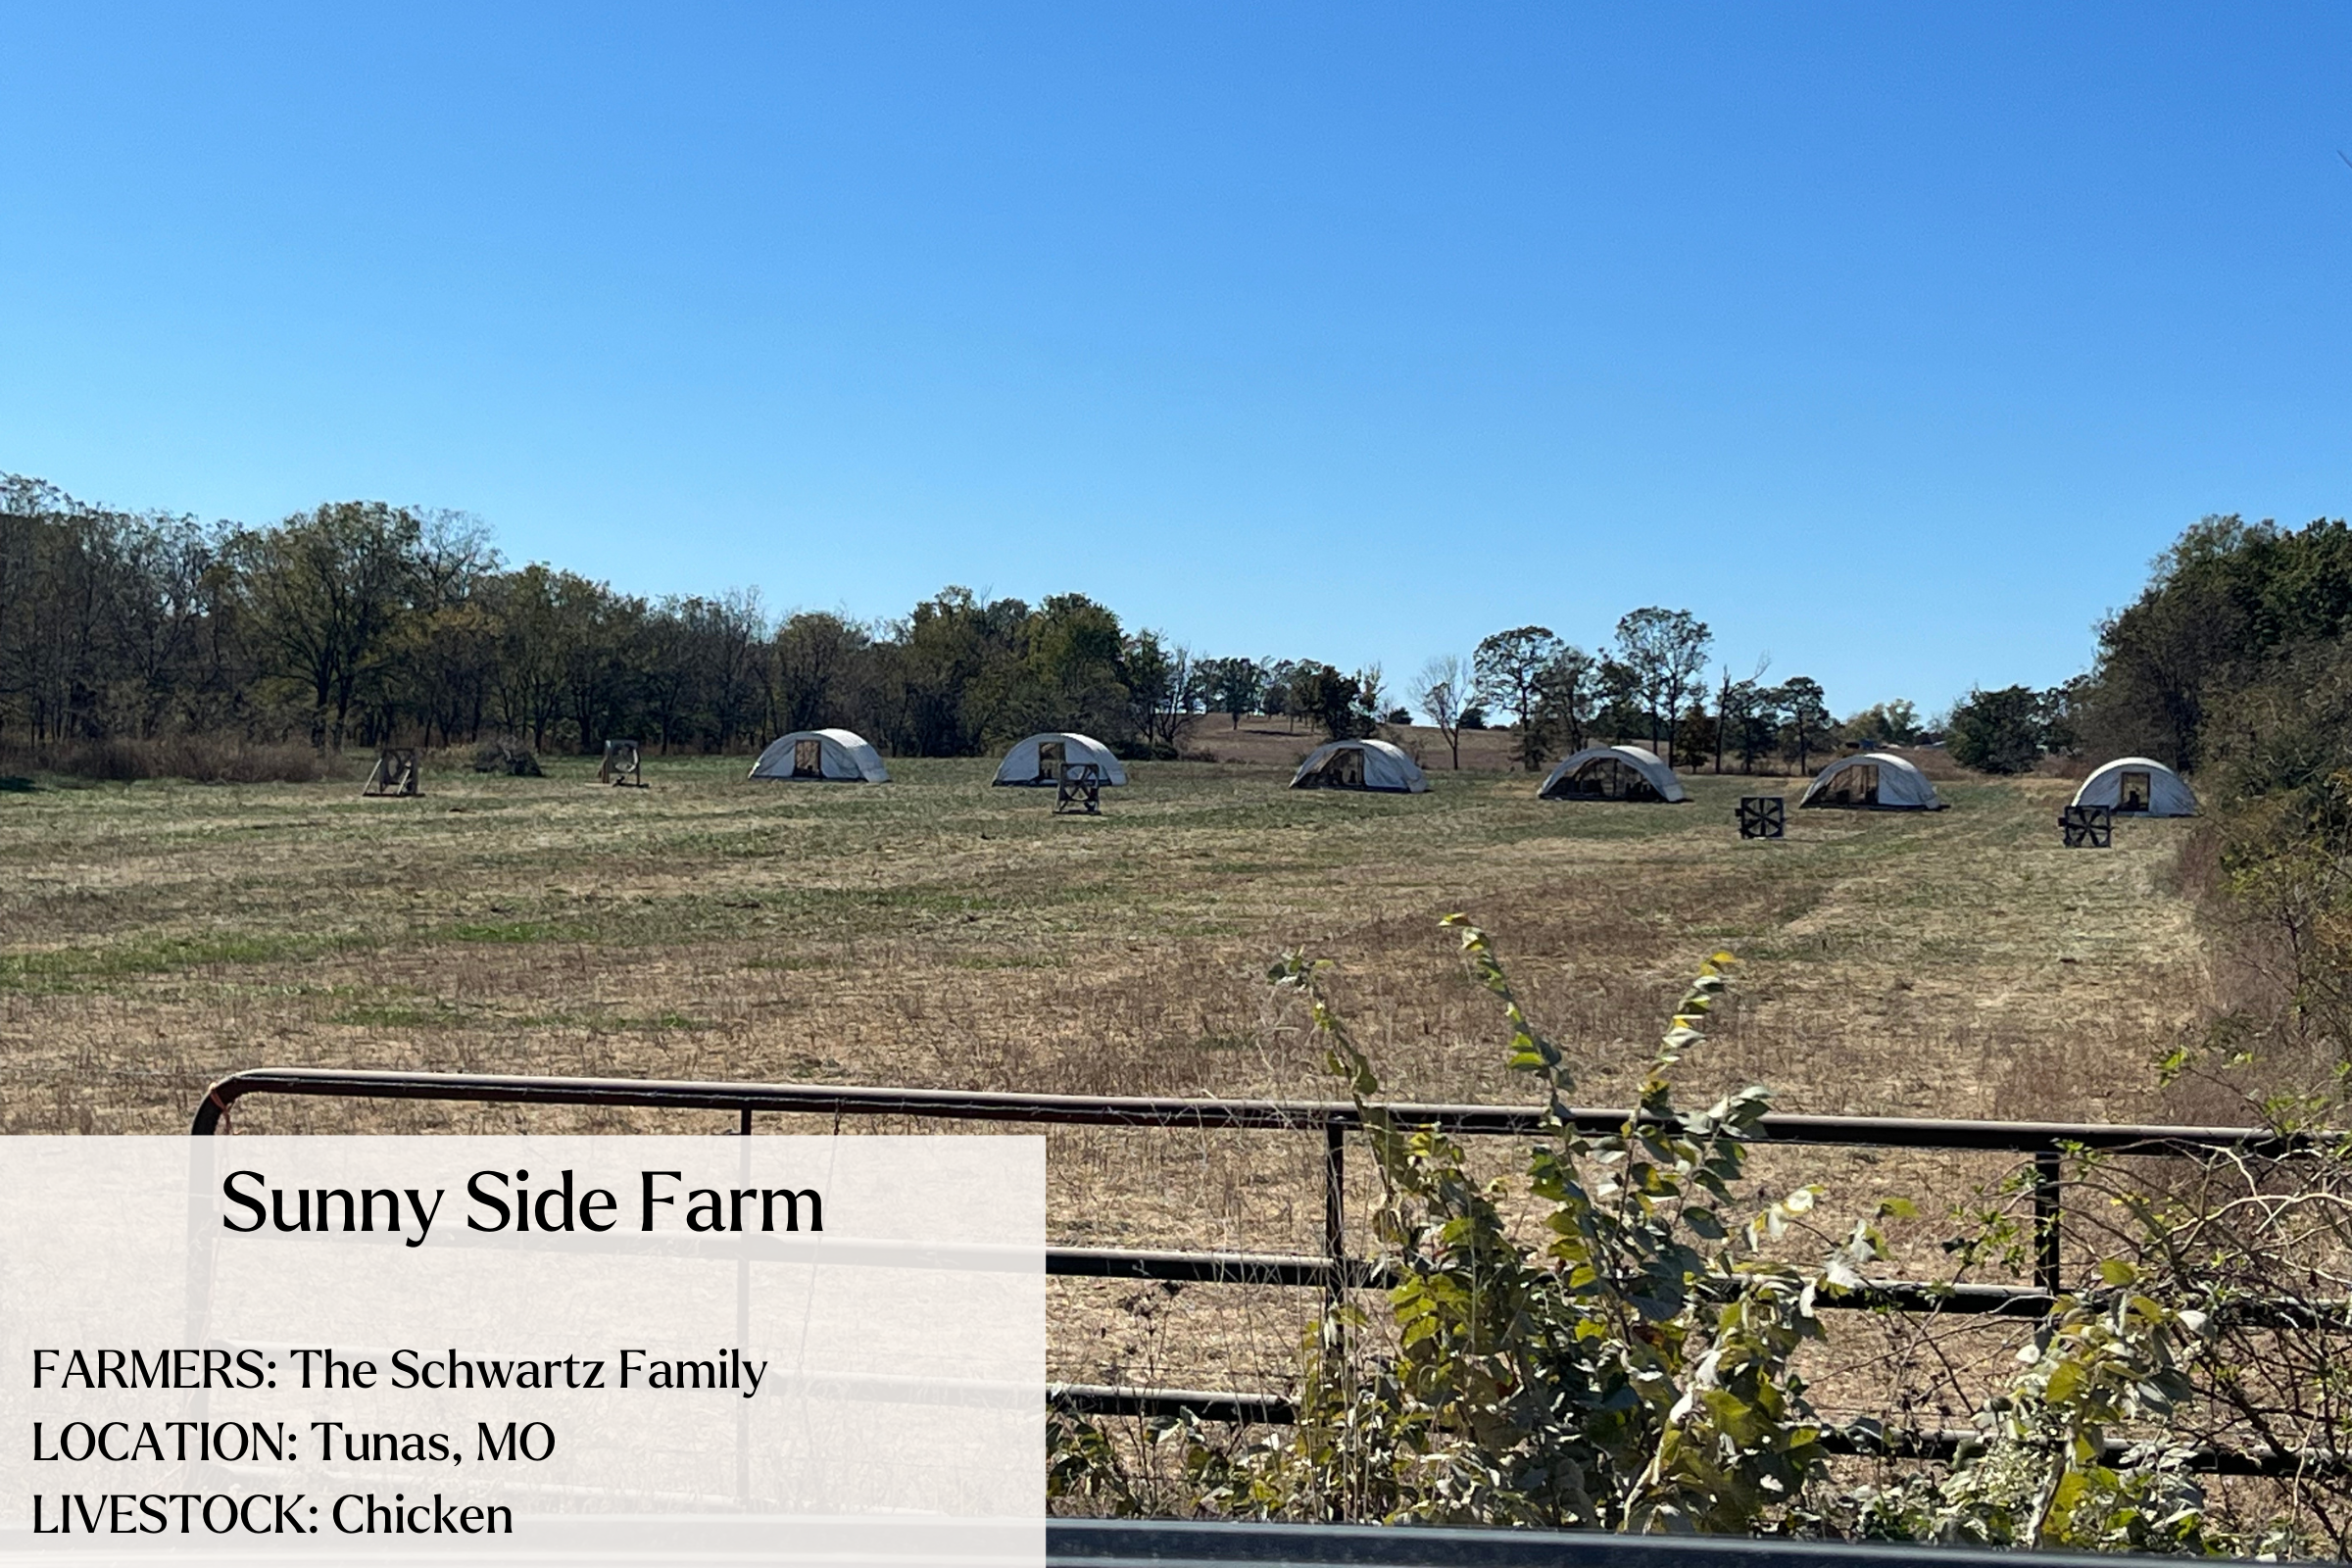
[1537,745,1687,803]
[992,733,1128,787]
[1289,738,1428,793]
[2071,757,2195,817]
[1798,753,1945,811]
[747,729,891,783]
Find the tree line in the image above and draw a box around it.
[0,474,1922,767]
[19,471,2073,771]
[1408,613,1855,774]
[0,478,1220,759]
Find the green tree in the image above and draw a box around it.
[1594,657,1642,743]
[2080,514,2352,770]
[1354,663,1388,734]
[1946,684,2044,774]
[878,587,1029,755]
[1774,676,1831,775]
[485,564,568,750]
[229,501,425,749]
[1530,645,1597,760]
[1672,705,1716,769]
[1472,626,1565,770]
[1844,699,1921,748]
[1721,679,1780,773]
[1124,631,1199,754]
[1199,657,1267,730]
[770,612,875,736]
[555,573,645,753]
[1612,607,1713,762]
[1293,662,1368,740]
[2038,677,2087,757]
[674,588,769,751]
[1260,660,1302,733]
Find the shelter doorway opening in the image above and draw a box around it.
[791,739,822,778]
[1560,757,1662,802]
[1036,741,1065,782]
[1297,747,1366,789]
[2119,770,2152,813]
[1818,763,1880,808]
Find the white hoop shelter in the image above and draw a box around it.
[992,732,1127,787]
[1538,745,1687,804]
[2072,757,2196,817]
[748,728,891,783]
[1799,752,1944,810]
[1289,738,1428,794]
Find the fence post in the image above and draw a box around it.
[737,1118,754,1505]
[2033,1149,2062,1294]
[1322,1119,1346,1318]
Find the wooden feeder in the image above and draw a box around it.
[1055,761,1104,815]
[362,748,421,798]
[600,739,646,788]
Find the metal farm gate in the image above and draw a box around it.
[190,1067,2317,1475]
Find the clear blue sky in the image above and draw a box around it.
[4,5,2348,719]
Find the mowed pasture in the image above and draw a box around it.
[1,749,2207,1402]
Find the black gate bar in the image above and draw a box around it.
[1045,1385,2342,1478]
[186,1066,2337,1479]
[190,1066,2311,1304]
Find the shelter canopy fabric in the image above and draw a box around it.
[992,732,1128,787]
[748,728,891,783]
[1537,745,1687,804]
[2072,757,2196,816]
[1798,752,1943,810]
[1289,738,1428,793]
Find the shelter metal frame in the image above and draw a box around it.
[188,1065,2329,1472]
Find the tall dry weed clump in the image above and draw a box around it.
[1054,920,2341,1554]
[2161,756,2352,1116]
[0,735,340,784]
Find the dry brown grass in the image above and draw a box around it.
[0,752,2211,1406]
[0,735,344,785]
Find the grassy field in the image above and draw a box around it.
[0,742,2209,1403]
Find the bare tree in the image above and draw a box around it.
[1413,654,1473,768]
[1713,654,1770,774]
